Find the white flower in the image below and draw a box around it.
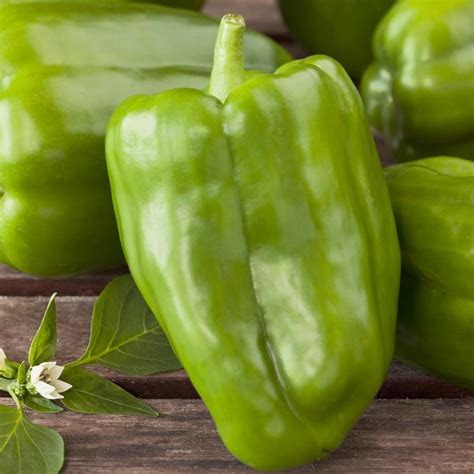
[29,362,72,400]
[0,348,6,372]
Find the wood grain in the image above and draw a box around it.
[0,265,124,297]
[1,296,471,400]
[0,398,471,472]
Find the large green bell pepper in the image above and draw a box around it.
[278,0,394,79]
[106,15,400,470]
[0,3,290,277]
[362,0,474,162]
[385,157,474,389]
[0,0,205,9]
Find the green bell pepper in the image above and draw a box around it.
[362,0,474,162]
[278,0,394,79]
[0,3,290,277]
[0,0,205,9]
[385,157,474,389]
[107,15,400,470]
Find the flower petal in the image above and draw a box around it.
[29,365,44,385]
[52,379,73,394]
[0,348,6,370]
[35,380,57,399]
[43,391,64,400]
[39,361,56,371]
[48,364,64,381]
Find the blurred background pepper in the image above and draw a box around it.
[362,0,474,162]
[0,2,290,277]
[278,0,394,79]
[385,157,474,389]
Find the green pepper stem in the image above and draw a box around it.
[208,14,246,102]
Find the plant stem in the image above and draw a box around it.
[208,14,246,102]
[8,389,23,413]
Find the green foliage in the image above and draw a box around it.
[0,405,64,474]
[71,275,181,375]
[61,367,158,417]
[0,275,176,471]
[28,293,57,366]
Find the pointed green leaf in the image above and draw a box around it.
[69,275,181,375]
[0,404,64,474]
[23,394,63,414]
[16,362,27,385]
[60,367,158,417]
[28,294,57,366]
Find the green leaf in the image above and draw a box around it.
[23,394,63,414]
[60,367,158,417]
[17,361,27,385]
[28,294,57,366]
[0,404,64,474]
[0,378,12,392]
[69,275,181,375]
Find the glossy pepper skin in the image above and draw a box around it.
[385,157,474,389]
[1,0,205,9]
[278,0,394,79]
[106,15,400,470]
[0,4,290,277]
[362,0,474,162]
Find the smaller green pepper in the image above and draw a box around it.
[278,0,394,79]
[385,157,474,389]
[362,0,474,162]
[0,2,289,277]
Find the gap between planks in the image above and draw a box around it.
[0,296,472,400]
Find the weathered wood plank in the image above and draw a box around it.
[1,296,471,399]
[0,295,196,398]
[0,265,124,297]
[1,398,472,472]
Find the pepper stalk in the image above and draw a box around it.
[208,14,246,102]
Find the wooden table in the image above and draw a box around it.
[1,0,473,471]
